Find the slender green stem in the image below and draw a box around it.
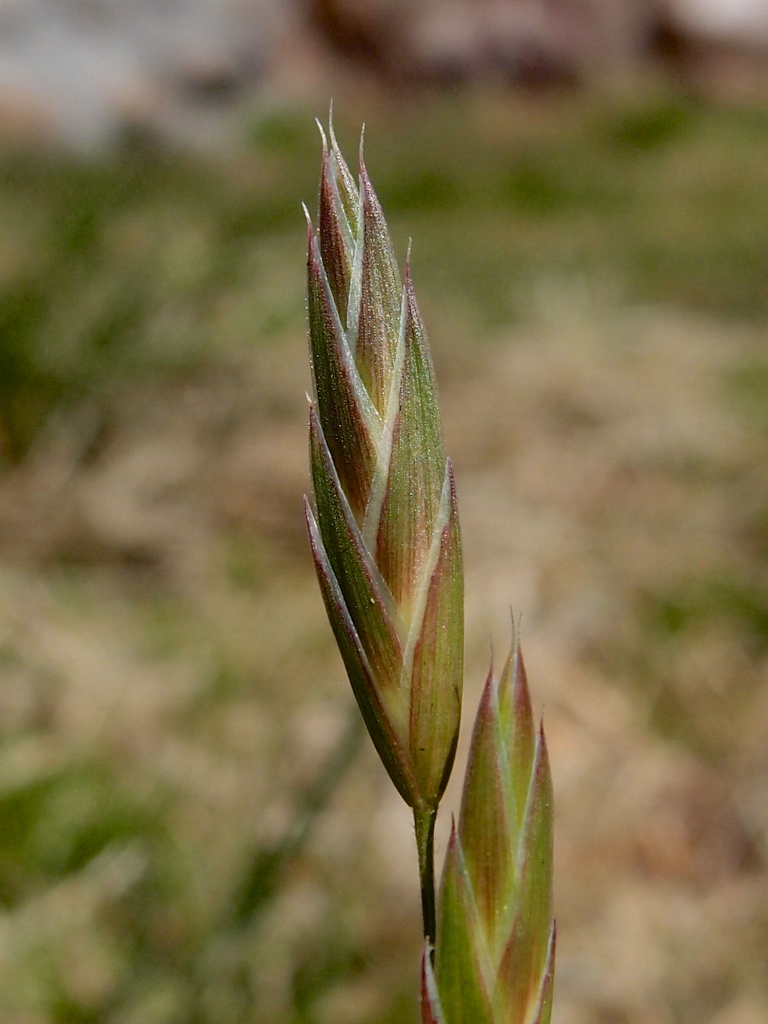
[414,804,438,949]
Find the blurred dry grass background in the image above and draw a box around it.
[0,76,767,1024]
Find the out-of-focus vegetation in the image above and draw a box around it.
[0,87,766,1024]
[2,91,768,459]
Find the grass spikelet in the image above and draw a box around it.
[304,118,464,942]
[304,118,554,1012]
[427,636,556,1024]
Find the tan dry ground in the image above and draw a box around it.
[0,296,766,1023]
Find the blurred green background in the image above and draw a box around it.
[1,7,767,1022]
